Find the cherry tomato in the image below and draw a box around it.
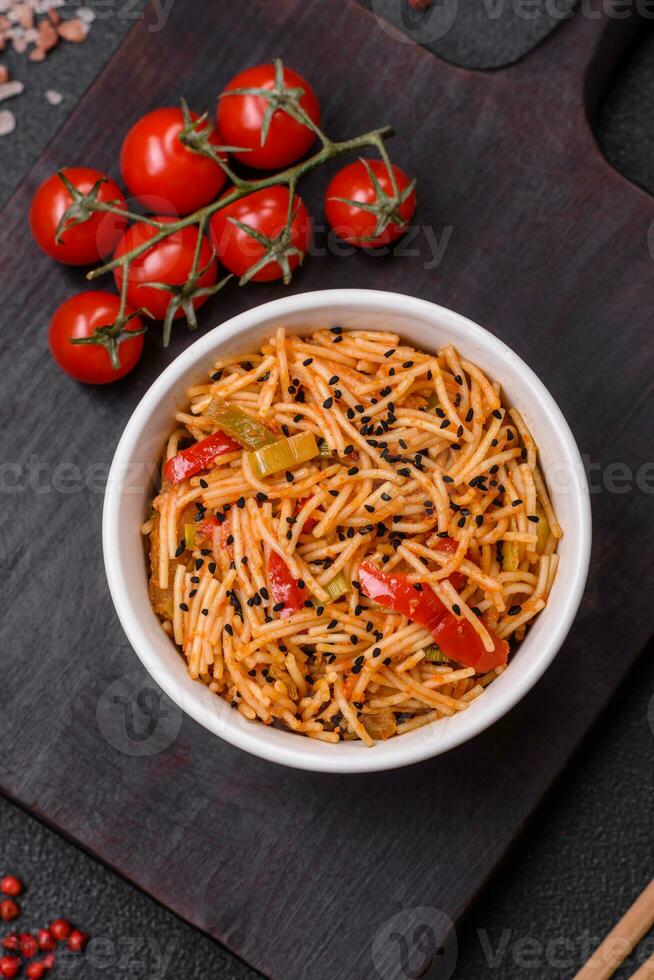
[49,292,145,385]
[120,107,227,216]
[0,939,18,953]
[26,964,46,980]
[324,159,417,247]
[217,62,320,170]
[49,919,71,942]
[113,218,218,321]
[30,167,128,265]
[0,878,22,898]
[209,187,310,282]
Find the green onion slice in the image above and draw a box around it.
[184,523,197,549]
[424,644,451,664]
[321,570,351,604]
[207,398,277,450]
[246,431,320,479]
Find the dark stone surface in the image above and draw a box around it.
[1,5,652,980]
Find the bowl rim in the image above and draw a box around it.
[103,288,592,773]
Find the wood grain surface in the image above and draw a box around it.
[1,3,653,978]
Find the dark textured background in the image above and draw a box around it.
[1,3,653,978]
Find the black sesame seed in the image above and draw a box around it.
[327,619,337,630]
[508,604,522,616]
[452,604,461,615]
[476,515,483,527]
[224,623,234,635]
[201,608,209,616]
[383,657,392,665]
[512,499,523,507]
[492,409,502,419]
[175,541,186,557]
[465,408,474,423]
[303,357,313,366]
[330,325,343,334]
[211,370,223,382]
[323,397,333,409]
[384,349,396,358]
[440,419,451,429]
[350,635,358,646]
[285,471,294,483]
[273,601,285,612]
[189,589,197,598]
[348,466,359,476]
[329,489,339,497]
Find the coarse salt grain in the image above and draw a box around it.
[0,109,16,135]
[45,88,62,105]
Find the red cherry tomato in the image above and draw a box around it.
[217,62,320,170]
[49,291,145,385]
[0,900,19,923]
[0,939,18,953]
[209,187,310,282]
[67,931,88,953]
[42,954,55,970]
[49,919,71,942]
[113,218,218,321]
[324,159,417,247]
[26,963,46,980]
[30,167,128,265]
[120,107,227,215]
[0,878,22,898]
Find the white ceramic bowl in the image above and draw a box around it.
[103,289,591,773]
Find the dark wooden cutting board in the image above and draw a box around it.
[2,3,653,978]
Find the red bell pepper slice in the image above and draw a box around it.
[359,561,448,634]
[432,614,508,674]
[295,498,318,532]
[163,431,240,485]
[268,550,305,619]
[358,559,508,672]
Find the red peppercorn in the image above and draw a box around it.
[42,953,55,969]
[67,930,88,953]
[37,928,55,951]
[26,964,46,980]
[49,918,71,941]
[20,933,39,958]
[0,900,19,923]
[0,938,18,952]
[0,879,22,899]
[0,956,20,979]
